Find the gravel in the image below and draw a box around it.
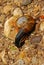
[0,0,44,65]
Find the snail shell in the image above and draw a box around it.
[17,16,28,28]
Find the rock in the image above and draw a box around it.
[4,16,18,40]
[18,59,25,65]
[21,0,32,6]
[0,14,5,23]
[32,56,38,65]
[0,50,7,64]
[13,7,23,17]
[30,35,42,44]
[14,59,25,65]
[14,0,22,6]
[14,57,30,65]
[40,21,44,31]
[3,4,12,14]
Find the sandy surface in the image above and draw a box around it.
[0,0,44,65]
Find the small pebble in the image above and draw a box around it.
[21,0,33,6]
[0,14,5,23]
[14,59,25,65]
[30,35,42,43]
[18,59,25,65]
[32,56,38,65]
[40,21,44,31]
[3,4,12,14]
[13,7,23,17]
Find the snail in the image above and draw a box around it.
[4,7,23,40]
[14,16,36,48]
[4,7,36,48]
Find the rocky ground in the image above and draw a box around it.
[0,0,44,65]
